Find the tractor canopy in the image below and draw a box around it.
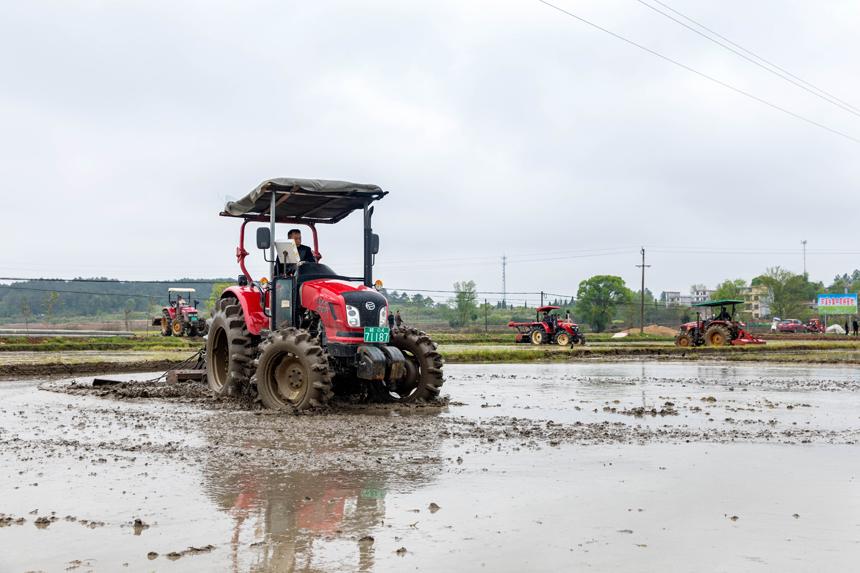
[168,288,196,293]
[221,178,387,224]
[691,299,744,307]
[536,305,560,313]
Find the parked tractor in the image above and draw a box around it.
[152,288,206,337]
[508,305,586,346]
[674,299,765,347]
[205,178,444,410]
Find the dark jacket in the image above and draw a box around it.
[297,244,316,263]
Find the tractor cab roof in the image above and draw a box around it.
[537,305,560,312]
[221,178,387,225]
[168,288,196,293]
[692,299,744,307]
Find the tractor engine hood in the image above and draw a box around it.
[301,280,388,329]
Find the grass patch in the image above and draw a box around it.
[0,336,202,353]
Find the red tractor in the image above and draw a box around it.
[152,288,206,337]
[674,299,765,347]
[205,178,444,410]
[508,305,586,346]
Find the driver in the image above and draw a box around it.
[287,229,317,263]
[716,307,731,321]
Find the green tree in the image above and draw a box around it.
[44,291,60,323]
[20,298,32,331]
[452,280,478,327]
[576,275,632,332]
[205,282,236,315]
[712,278,747,301]
[754,267,819,319]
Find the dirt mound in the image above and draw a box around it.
[621,324,677,337]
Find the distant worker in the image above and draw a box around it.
[387,310,395,329]
[395,310,403,327]
[853,318,859,336]
[287,229,317,263]
[846,319,850,336]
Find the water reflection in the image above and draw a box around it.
[200,411,445,572]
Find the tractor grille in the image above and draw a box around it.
[342,290,387,327]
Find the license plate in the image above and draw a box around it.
[190,315,198,321]
[363,327,390,343]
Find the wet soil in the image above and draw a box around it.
[1,362,859,571]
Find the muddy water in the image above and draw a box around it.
[1,362,859,572]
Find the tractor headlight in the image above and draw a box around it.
[379,306,388,327]
[346,305,360,327]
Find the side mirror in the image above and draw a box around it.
[370,233,380,255]
[256,227,271,250]
[238,275,249,287]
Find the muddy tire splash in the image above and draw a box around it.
[252,328,334,410]
[387,327,444,402]
[206,296,257,396]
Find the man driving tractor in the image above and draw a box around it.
[288,228,318,263]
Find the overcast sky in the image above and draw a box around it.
[1,0,858,302]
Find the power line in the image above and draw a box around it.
[647,0,860,115]
[634,0,860,119]
[536,0,860,145]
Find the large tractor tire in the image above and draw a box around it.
[388,327,444,402]
[172,319,185,337]
[530,329,545,345]
[253,328,333,410]
[555,332,571,346]
[206,297,256,396]
[704,324,731,347]
[675,332,693,347]
[160,315,171,337]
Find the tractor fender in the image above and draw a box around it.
[221,286,268,335]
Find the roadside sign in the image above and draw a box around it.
[816,293,858,315]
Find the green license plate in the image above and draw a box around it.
[190,315,198,321]
[364,327,390,343]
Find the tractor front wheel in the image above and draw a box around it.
[556,332,570,346]
[705,325,731,347]
[530,329,545,345]
[386,327,444,402]
[253,328,333,410]
[675,332,692,347]
[172,320,184,337]
[206,297,256,396]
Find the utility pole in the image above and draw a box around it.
[540,291,544,307]
[635,247,650,335]
[484,298,488,332]
[501,255,507,309]
[801,239,807,276]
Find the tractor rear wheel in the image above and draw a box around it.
[705,324,731,347]
[206,297,256,396]
[160,315,171,337]
[556,332,570,346]
[530,329,545,345]
[387,327,444,402]
[253,328,333,410]
[675,332,692,347]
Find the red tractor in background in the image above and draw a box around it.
[508,305,586,346]
[205,178,444,410]
[152,288,206,337]
[674,299,765,347]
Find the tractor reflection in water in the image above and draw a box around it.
[674,299,765,347]
[508,305,586,346]
[201,415,444,572]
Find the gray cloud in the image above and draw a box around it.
[1,0,858,300]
